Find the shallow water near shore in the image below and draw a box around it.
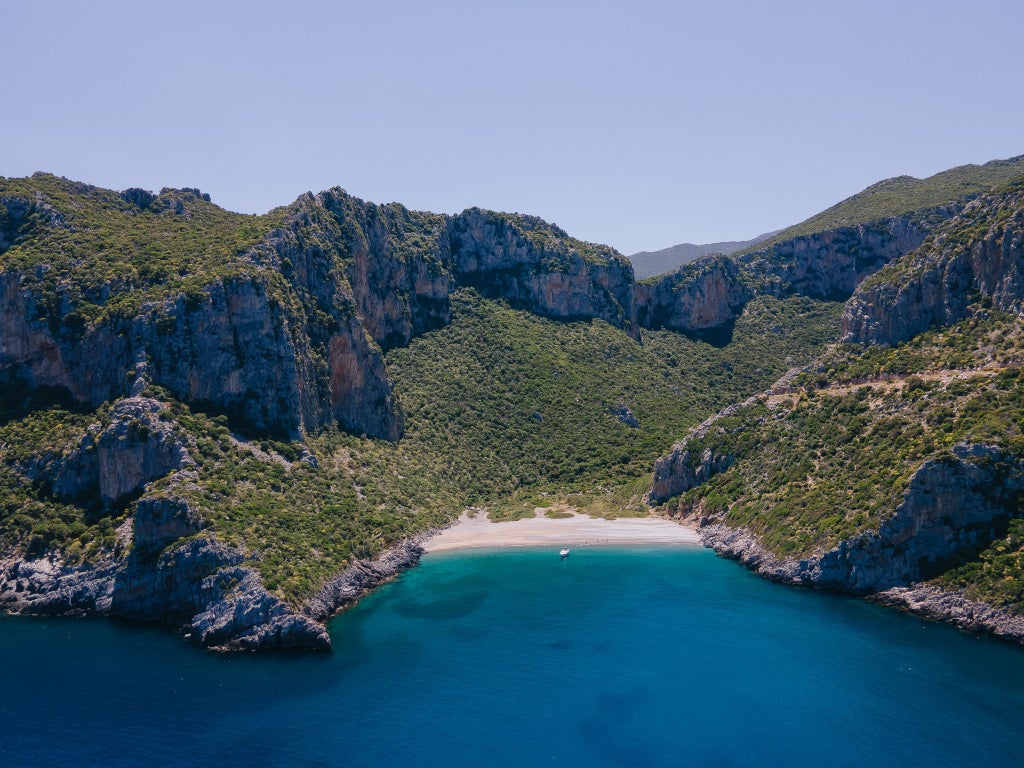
[3,547,1024,767]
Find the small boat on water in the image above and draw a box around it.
[560,547,570,558]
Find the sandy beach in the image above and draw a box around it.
[423,509,702,552]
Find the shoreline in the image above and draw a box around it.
[422,509,702,553]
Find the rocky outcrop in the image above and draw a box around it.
[649,446,732,504]
[448,209,635,331]
[0,534,331,651]
[304,534,430,621]
[676,443,1024,641]
[187,566,329,650]
[0,552,119,616]
[0,472,433,651]
[740,214,934,301]
[13,396,194,511]
[647,387,773,504]
[635,255,750,333]
[0,176,957,446]
[635,214,940,338]
[0,272,342,438]
[693,444,1023,592]
[842,192,1024,345]
[873,584,1024,643]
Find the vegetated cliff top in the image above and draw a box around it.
[749,154,1024,250]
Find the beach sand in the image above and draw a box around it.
[423,509,702,552]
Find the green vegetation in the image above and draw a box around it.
[0,173,288,328]
[750,155,1024,248]
[663,301,1024,611]
[0,403,124,562]
[858,182,1024,293]
[382,290,839,503]
[7,160,1023,625]
[0,287,840,603]
[938,518,1024,614]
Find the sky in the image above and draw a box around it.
[3,0,1023,255]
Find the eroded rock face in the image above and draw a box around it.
[741,215,932,300]
[18,397,194,506]
[873,584,1024,643]
[635,256,749,333]
[649,446,733,505]
[843,196,1024,345]
[0,553,118,615]
[448,209,635,331]
[692,444,1023,591]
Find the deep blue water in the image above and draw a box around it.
[3,546,1024,767]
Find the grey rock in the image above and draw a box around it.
[842,191,1024,345]
[304,535,429,622]
[635,255,750,333]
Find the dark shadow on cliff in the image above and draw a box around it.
[916,510,1019,582]
[677,319,737,348]
[0,375,93,426]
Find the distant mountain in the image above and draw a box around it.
[628,231,781,279]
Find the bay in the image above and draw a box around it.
[2,546,1023,767]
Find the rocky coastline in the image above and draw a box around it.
[0,528,435,651]
[690,519,1024,644]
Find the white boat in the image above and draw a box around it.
[559,547,570,558]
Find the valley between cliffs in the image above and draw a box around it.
[3,159,1024,650]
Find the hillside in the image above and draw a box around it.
[0,172,848,649]
[650,180,1024,641]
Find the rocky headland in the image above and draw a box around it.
[649,182,1024,643]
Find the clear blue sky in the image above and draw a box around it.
[4,0,1022,255]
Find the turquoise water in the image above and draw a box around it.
[3,546,1024,767]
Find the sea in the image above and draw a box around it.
[2,546,1023,768]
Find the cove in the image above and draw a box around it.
[2,546,1023,767]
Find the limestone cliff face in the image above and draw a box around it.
[317,190,453,351]
[842,192,1024,345]
[634,215,938,336]
[0,178,949,446]
[447,209,635,331]
[0,272,330,438]
[740,215,933,300]
[22,397,196,506]
[634,256,750,332]
[697,444,1023,593]
[1,184,643,443]
[246,198,405,440]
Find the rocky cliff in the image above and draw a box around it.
[690,444,1023,592]
[740,213,935,300]
[634,256,750,333]
[634,213,942,337]
[0,177,638,443]
[0,395,432,651]
[843,188,1024,345]
[648,183,1024,643]
[0,176,967,444]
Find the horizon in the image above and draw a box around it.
[4,0,1023,254]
